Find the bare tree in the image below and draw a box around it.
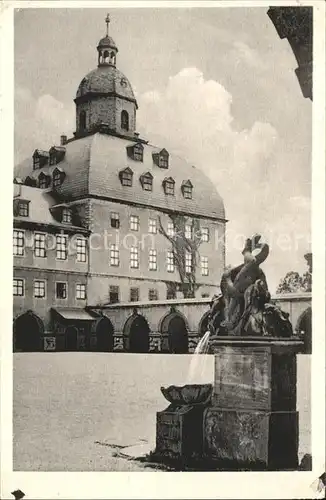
[158,213,202,298]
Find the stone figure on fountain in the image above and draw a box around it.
[207,234,293,338]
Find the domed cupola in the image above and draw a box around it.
[74,14,138,139]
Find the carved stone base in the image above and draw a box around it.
[203,408,299,470]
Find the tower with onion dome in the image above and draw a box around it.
[74,14,138,138]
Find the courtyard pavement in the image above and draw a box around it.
[13,353,311,471]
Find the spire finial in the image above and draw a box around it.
[105,13,110,36]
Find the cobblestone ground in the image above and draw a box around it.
[13,353,311,471]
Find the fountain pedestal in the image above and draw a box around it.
[203,337,303,470]
[155,384,213,464]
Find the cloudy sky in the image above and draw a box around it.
[14,7,312,292]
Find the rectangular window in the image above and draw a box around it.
[201,256,209,276]
[130,246,139,268]
[185,252,192,274]
[133,147,143,162]
[13,230,25,256]
[149,249,157,271]
[34,233,46,258]
[167,288,176,300]
[148,218,157,234]
[182,185,193,199]
[39,176,48,189]
[159,156,169,168]
[33,157,40,170]
[167,250,175,272]
[34,280,46,298]
[53,172,62,187]
[167,221,175,237]
[110,244,120,266]
[121,172,133,186]
[76,283,86,300]
[56,234,68,260]
[201,227,209,242]
[185,223,193,240]
[130,215,139,231]
[142,175,153,191]
[110,212,120,228]
[13,278,24,296]
[76,238,87,262]
[18,201,29,217]
[109,285,119,304]
[149,288,158,301]
[130,287,139,302]
[164,181,175,195]
[62,208,72,224]
[56,282,67,299]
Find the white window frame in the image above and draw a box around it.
[164,180,175,195]
[130,246,139,269]
[76,283,87,300]
[13,278,25,297]
[167,250,175,273]
[130,215,139,231]
[34,279,46,299]
[201,256,209,276]
[62,208,72,224]
[56,234,68,260]
[109,285,120,304]
[149,249,157,271]
[185,223,193,240]
[110,244,120,266]
[34,232,47,258]
[55,281,68,299]
[148,218,157,234]
[13,229,25,256]
[185,251,192,274]
[76,237,87,263]
[18,201,29,217]
[201,227,209,243]
[167,221,175,237]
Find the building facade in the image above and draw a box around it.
[13,17,226,352]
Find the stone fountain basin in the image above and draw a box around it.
[160,384,213,406]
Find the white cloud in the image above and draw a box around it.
[138,67,311,292]
[15,88,74,163]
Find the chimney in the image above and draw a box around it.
[134,132,139,138]
[60,134,67,146]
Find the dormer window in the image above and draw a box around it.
[119,167,133,187]
[181,180,193,199]
[33,150,49,170]
[121,110,129,131]
[24,176,37,187]
[53,167,65,188]
[163,177,175,196]
[153,149,169,169]
[38,172,51,189]
[140,172,153,191]
[49,146,66,166]
[13,199,30,217]
[62,207,72,224]
[127,143,143,162]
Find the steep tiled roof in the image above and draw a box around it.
[76,66,136,103]
[14,133,226,221]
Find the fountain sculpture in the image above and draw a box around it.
[154,235,304,470]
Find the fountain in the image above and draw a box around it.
[154,234,304,470]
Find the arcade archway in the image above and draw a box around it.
[96,316,114,352]
[13,311,43,352]
[123,313,150,353]
[296,306,312,354]
[65,326,78,351]
[160,310,189,354]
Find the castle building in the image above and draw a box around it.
[13,16,226,353]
